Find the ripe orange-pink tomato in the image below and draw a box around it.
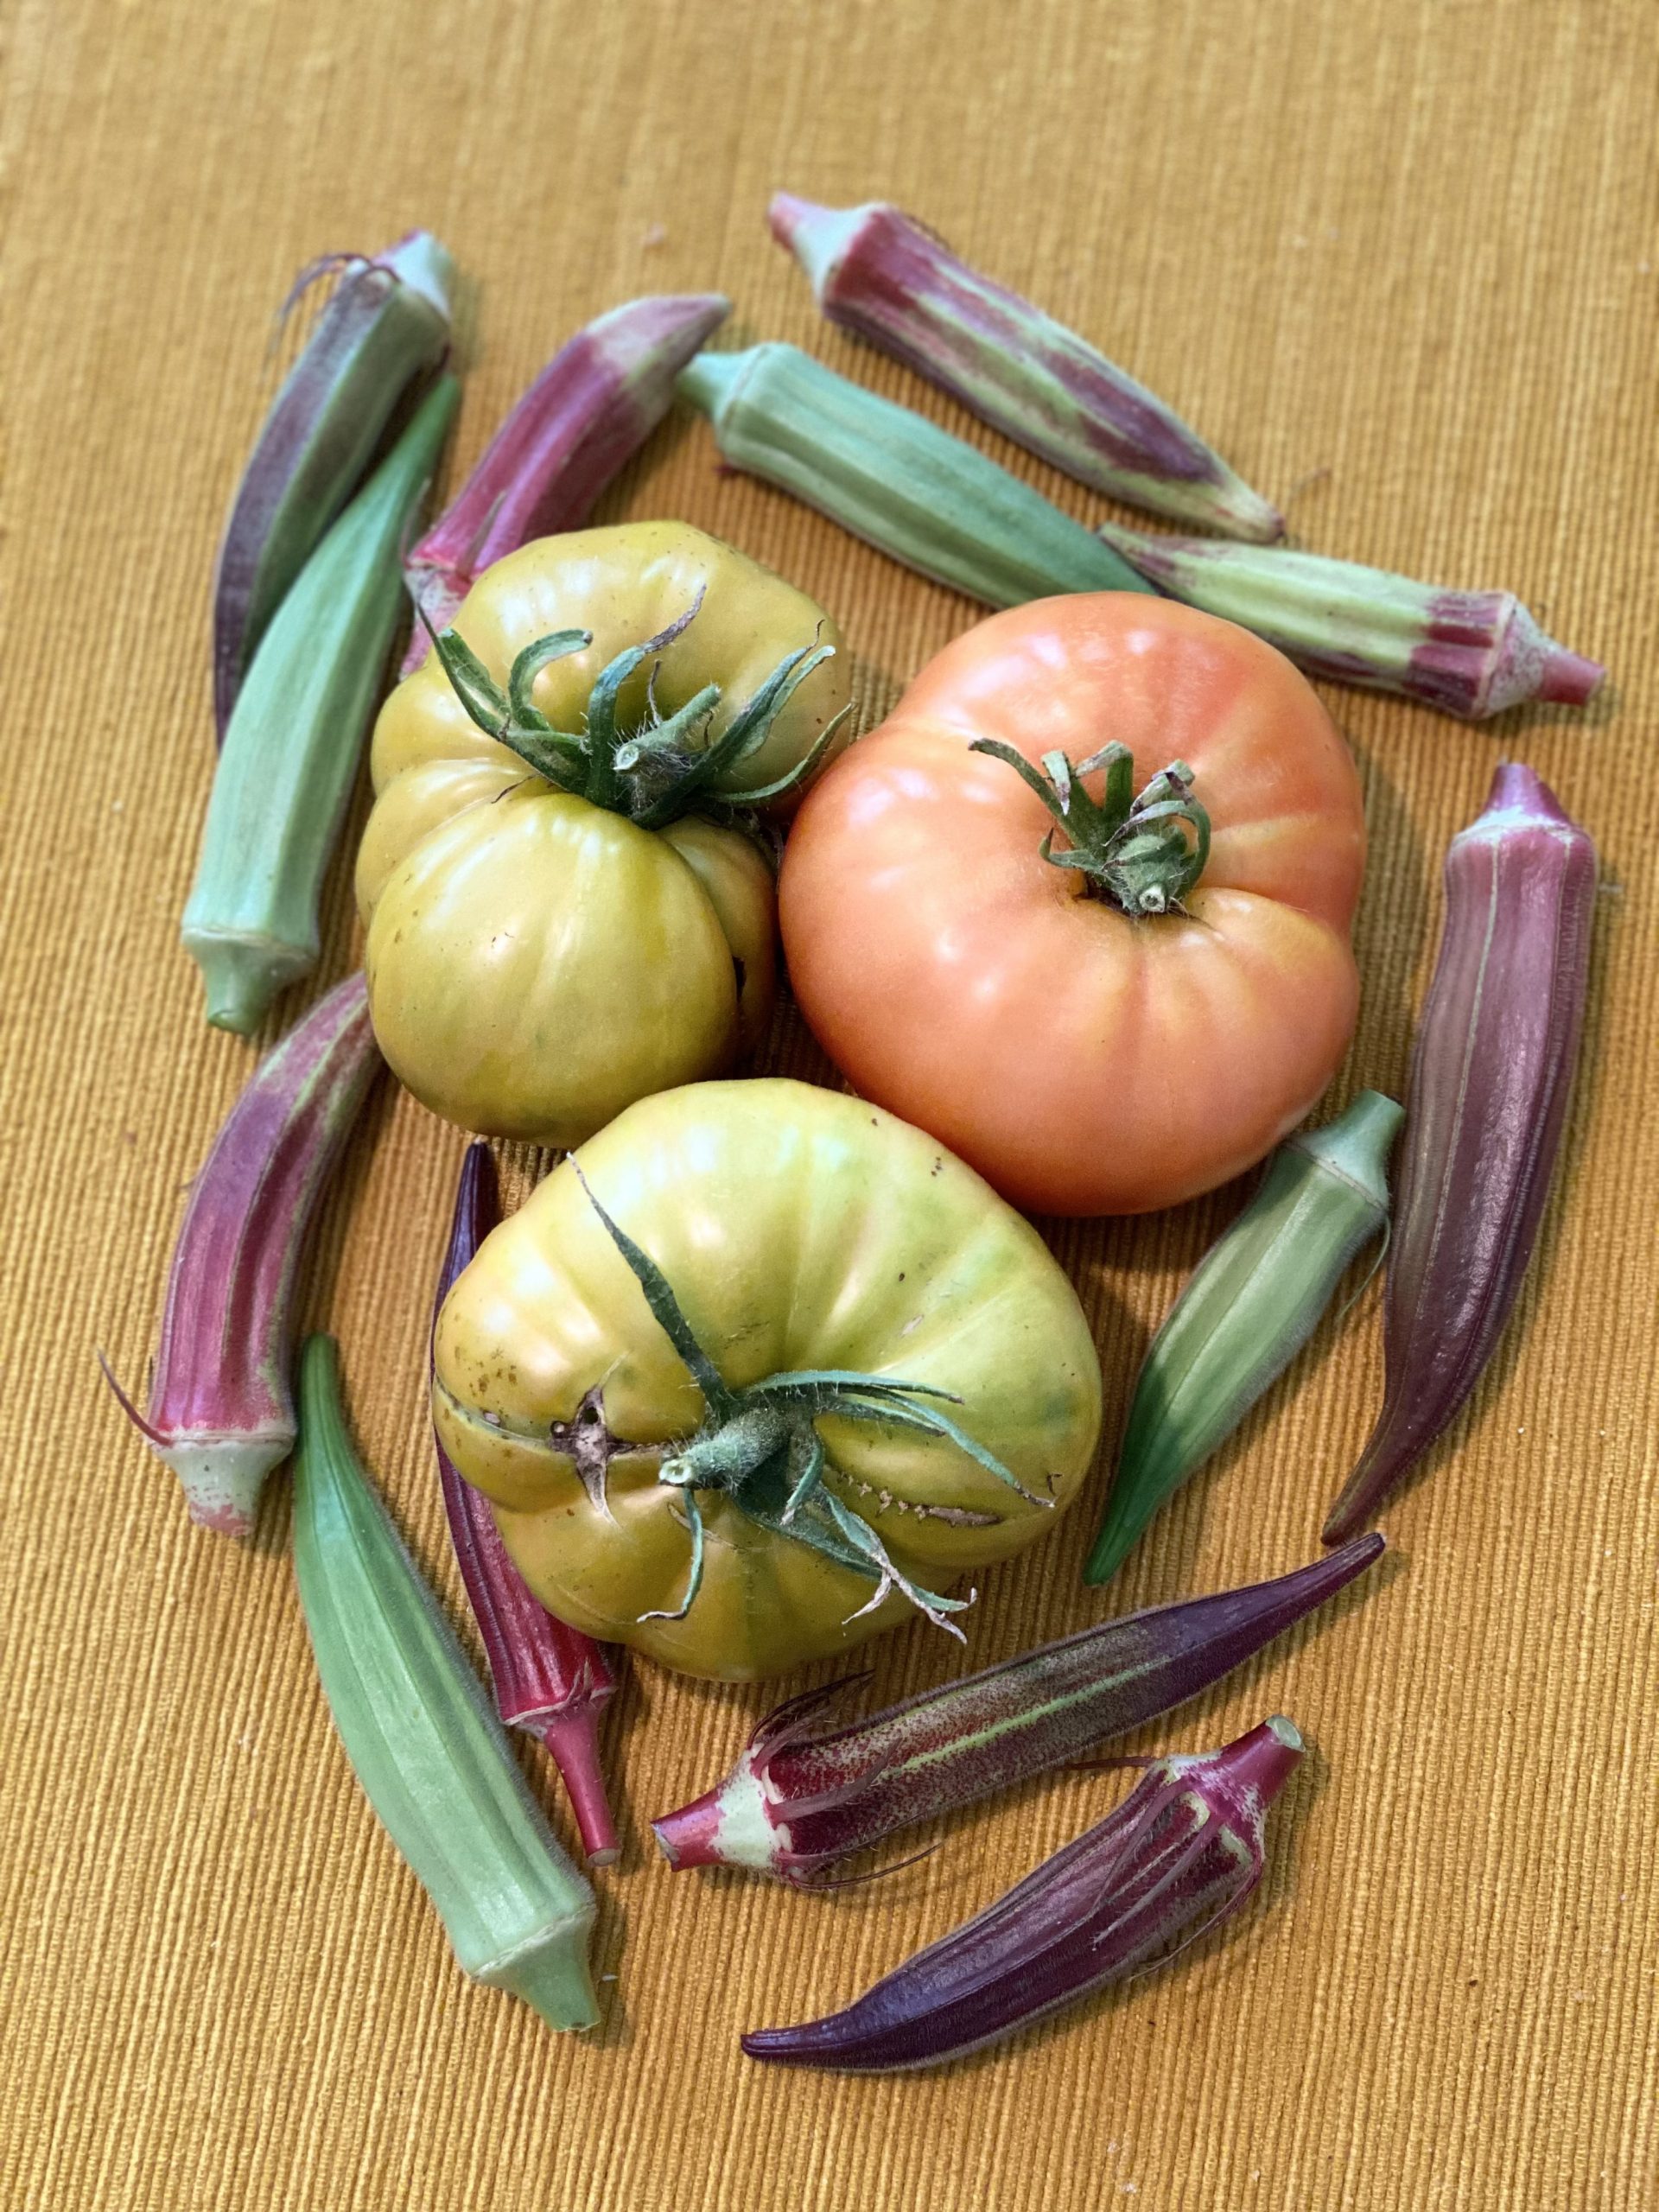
[779,595,1365,1217]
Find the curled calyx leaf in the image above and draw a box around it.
[416,587,848,831]
[573,1167,1046,1639]
[970,738,1211,916]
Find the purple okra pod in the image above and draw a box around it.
[742,1715,1305,2071]
[770,191,1282,543]
[400,292,729,667]
[213,232,454,740]
[653,1536,1381,1882]
[433,1144,620,1864]
[1325,764,1597,1541]
[104,974,379,1535]
[1096,522,1605,721]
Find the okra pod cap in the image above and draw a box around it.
[677,341,1152,609]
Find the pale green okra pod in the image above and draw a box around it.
[677,343,1152,609]
[291,1335,600,2033]
[1084,1090,1404,1586]
[182,373,460,1034]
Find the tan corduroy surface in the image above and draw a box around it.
[3,1,1656,2205]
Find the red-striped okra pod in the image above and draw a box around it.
[400,293,729,669]
[1324,764,1597,1541]
[104,974,379,1535]
[1096,522,1605,721]
[433,1144,620,1863]
[653,1535,1382,1882]
[743,1715,1304,2071]
[213,232,454,739]
[770,192,1282,543]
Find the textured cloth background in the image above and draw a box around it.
[3,1,1656,2206]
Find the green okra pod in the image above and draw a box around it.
[183,374,459,1034]
[1084,1090,1403,1586]
[292,1335,600,2033]
[677,342,1151,609]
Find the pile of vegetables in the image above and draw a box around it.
[108,202,1600,2072]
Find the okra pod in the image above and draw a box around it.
[103,974,378,1535]
[771,192,1282,543]
[292,1335,600,2033]
[743,1715,1302,2071]
[653,1535,1381,1882]
[434,1143,620,1864]
[1324,764,1596,1541]
[402,293,729,664]
[1096,522,1605,721]
[677,342,1152,609]
[183,373,459,1035]
[1085,1090,1402,1586]
[213,232,454,738]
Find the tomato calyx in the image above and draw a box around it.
[573,1168,1052,1639]
[969,738,1212,916]
[416,589,848,831]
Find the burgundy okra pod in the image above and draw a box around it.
[654,1536,1382,1882]
[105,974,379,1534]
[401,292,729,667]
[1324,764,1597,1541]
[742,1714,1304,2072]
[433,1143,620,1863]
[213,232,454,739]
[770,191,1282,542]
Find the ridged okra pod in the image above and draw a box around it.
[104,974,378,1535]
[771,193,1282,542]
[743,1716,1303,2071]
[653,1535,1382,1882]
[434,1143,620,1863]
[403,293,728,664]
[183,374,459,1034]
[1096,523,1605,721]
[1324,765,1596,1541]
[1085,1090,1403,1586]
[292,1335,599,2032]
[213,232,454,737]
[677,342,1151,609]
